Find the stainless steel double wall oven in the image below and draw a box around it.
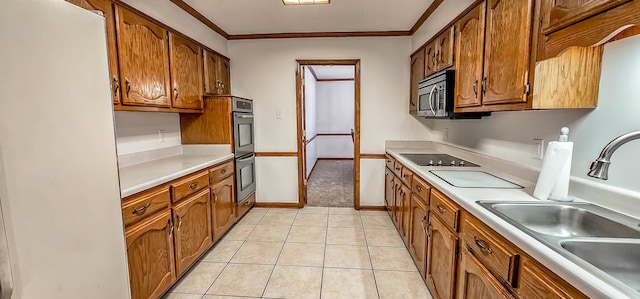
[232,97,256,204]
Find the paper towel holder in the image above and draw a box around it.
[588,130,640,180]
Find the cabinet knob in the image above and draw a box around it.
[416,186,422,192]
[189,182,199,189]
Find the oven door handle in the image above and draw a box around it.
[235,114,254,119]
[428,85,437,116]
[236,154,255,162]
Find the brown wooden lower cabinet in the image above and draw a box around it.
[173,188,213,276]
[518,257,586,299]
[392,177,402,228]
[211,175,236,241]
[125,210,176,299]
[457,247,514,299]
[409,195,428,277]
[384,167,394,213]
[400,183,412,243]
[426,214,458,299]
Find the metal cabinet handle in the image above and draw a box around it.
[112,76,120,96]
[132,203,151,214]
[420,215,427,230]
[395,167,400,171]
[168,219,174,238]
[125,78,131,97]
[416,186,422,192]
[403,174,408,178]
[436,203,446,214]
[244,200,250,206]
[176,214,183,232]
[474,237,493,254]
[174,87,179,99]
[212,192,218,203]
[481,76,487,95]
[473,79,478,96]
[221,169,226,174]
[203,83,207,93]
[426,223,432,238]
[189,182,198,189]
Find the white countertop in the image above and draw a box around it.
[118,145,234,198]
[386,143,637,299]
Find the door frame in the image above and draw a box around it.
[295,59,361,209]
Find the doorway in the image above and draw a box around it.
[295,60,361,209]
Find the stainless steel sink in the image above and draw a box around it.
[478,201,640,297]
[561,240,640,292]
[489,203,640,238]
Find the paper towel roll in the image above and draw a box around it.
[533,141,573,200]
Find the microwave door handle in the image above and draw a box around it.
[435,87,441,116]
[429,85,437,116]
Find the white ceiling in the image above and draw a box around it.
[308,65,354,79]
[182,0,435,35]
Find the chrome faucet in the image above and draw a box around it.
[588,130,640,180]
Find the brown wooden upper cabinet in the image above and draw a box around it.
[169,33,203,110]
[425,26,455,77]
[541,0,631,34]
[454,0,535,112]
[64,0,120,104]
[409,49,426,114]
[115,5,172,107]
[203,49,231,96]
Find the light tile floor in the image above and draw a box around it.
[163,206,432,299]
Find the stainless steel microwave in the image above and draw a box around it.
[417,69,489,119]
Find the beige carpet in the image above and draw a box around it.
[306,160,354,207]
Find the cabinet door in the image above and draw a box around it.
[427,214,458,299]
[219,58,231,95]
[454,3,485,109]
[409,195,428,277]
[482,0,534,105]
[203,49,221,95]
[437,26,455,71]
[401,184,411,243]
[126,210,175,299]
[542,0,630,34]
[384,168,395,213]
[425,42,439,77]
[410,49,425,114]
[173,188,212,276]
[518,258,586,299]
[393,178,402,228]
[457,247,514,299]
[65,0,120,104]
[115,5,171,107]
[169,33,203,110]
[212,175,236,240]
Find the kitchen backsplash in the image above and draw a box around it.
[113,111,182,156]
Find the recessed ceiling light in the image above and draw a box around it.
[282,0,330,5]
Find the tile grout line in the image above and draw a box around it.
[259,208,299,298]
[319,207,330,299]
[360,210,382,299]
[201,208,268,297]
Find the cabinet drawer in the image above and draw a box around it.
[461,215,519,287]
[393,161,403,177]
[412,176,430,204]
[430,189,460,231]
[122,186,170,226]
[236,192,255,218]
[400,166,413,187]
[171,170,209,202]
[385,154,395,171]
[210,160,234,184]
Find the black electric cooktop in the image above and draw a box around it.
[400,154,479,167]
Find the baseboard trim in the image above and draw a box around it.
[358,206,387,211]
[317,157,354,160]
[254,202,300,208]
[307,160,319,179]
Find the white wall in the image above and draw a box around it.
[317,81,355,158]
[411,0,475,52]
[426,35,640,195]
[114,112,182,156]
[114,0,230,156]
[229,37,431,204]
[304,67,318,177]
